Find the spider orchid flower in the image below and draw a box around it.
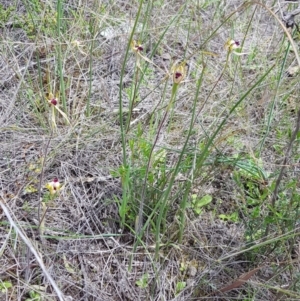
[130,40,145,71]
[131,40,144,53]
[47,93,70,128]
[171,61,187,84]
[130,40,168,75]
[225,39,240,52]
[225,39,248,56]
[45,178,62,195]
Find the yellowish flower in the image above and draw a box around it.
[45,178,61,195]
[171,61,188,84]
[224,39,248,56]
[47,92,70,128]
[225,39,240,52]
[131,40,144,53]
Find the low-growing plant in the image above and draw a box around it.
[0,4,15,27]
[136,273,149,289]
[25,290,42,301]
[0,280,12,293]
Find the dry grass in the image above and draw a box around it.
[1,0,300,300]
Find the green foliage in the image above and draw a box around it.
[190,194,212,215]
[0,4,15,27]
[14,1,57,39]
[113,128,169,230]
[175,281,186,295]
[229,153,300,258]
[0,280,12,293]
[25,290,42,301]
[219,211,239,223]
[231,156,270,243]
[135,273,149,289]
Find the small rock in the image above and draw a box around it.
[188,266,197,277]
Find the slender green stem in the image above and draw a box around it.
[86,19,96,117]
[126,57,140,132]
[56,0,67,113]
[118,0,144,228]
[177,66,206,243]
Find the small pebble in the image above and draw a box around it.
[188,266,197,277]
